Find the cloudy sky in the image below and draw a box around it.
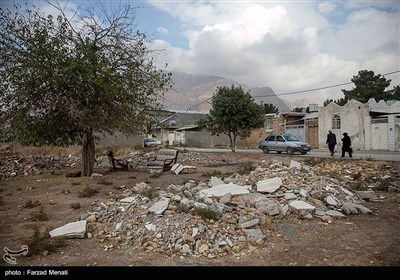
[3,0,399,106]
[137,0,400,105]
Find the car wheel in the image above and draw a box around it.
[286,147,294,155]
[277,151,282,154]
[301,151,307,154]
[262,146,269,154]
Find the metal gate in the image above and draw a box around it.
[285,125,305,142]
[168,131,176,145]
[371,118,388,150]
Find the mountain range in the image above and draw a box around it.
[161,71,292,113]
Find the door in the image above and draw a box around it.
[168,131,175,146]
[371,121,388,150]
[275,135,286,152]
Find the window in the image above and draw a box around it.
[266,135,275,141]
[266,119,273,130]
[332,115,341,129]
[276,135,284,142]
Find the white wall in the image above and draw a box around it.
[318,100,369,150]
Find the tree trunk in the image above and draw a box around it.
[82,127,95,176]
[228,132,236,152]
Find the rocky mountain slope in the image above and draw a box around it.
[161,71,291,113]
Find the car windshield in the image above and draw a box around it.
[283,134,300,141]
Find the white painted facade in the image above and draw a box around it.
[318,100,369,150]
[318,99,400,151]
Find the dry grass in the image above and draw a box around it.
[3,143,143,158]
[25,227,66,256]
[13,145,82,157]
[78,186,99,198]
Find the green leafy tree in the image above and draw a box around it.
[199,85,265,152]
[291,107,304,113]
[341,70,391,103]
[263,103,279,114]
[387,85,400,100]
[323,98,347,107]
[0,1,173,176]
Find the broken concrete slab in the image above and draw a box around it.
[210,176,225,187]
[355,191,377,201]
[341,202,372,215]
[289,200,315,218]
[284,192,298,200]
[199,183,250,198]
[120,196,138,204]
[326,210,346,217]
[256,177,282,193]
[171,163,197,174]
[289,200,315,211]
[240,218,259,229]
[148,197,170,215]
[49,220,87,239]
[289,159,302,170]
[219,192,232,204]
[245,229,266,243]
[325,195,340,207]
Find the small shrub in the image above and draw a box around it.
[25,227,66,256]
[97,179,113,186]
[133,144,144,151]
[24,199,41,209]
[69,203,81,209]
[27,208,48,222]
[193,207,220,220]
[238,161,255,175]
[140,188,158,199]
[149,172,161,178]
[175,203,189,213]
[352,171,362,181]
[202,170,222,178]
[78,187,99,198]
[302,158,317,166]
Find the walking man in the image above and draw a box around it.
[326,130,337,156]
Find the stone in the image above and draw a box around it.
[256,177,282,193]
[148,198,170,215]
[49,220,87,239]
[199,183,250,198]
[240,218,259,229]
[245,229,266,243]
[326,210,345,217]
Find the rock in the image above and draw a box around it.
[49,220,87,239]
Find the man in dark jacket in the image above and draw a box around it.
[326,130,337,156]
[341,132,352,158]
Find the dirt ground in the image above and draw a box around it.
[0,150,400,270]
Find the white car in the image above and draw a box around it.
[144,138,157,147]
[258,134,311,155]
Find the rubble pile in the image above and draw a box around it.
[0,155,81,180]
[56,158,398,259]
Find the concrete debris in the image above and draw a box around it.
[3,150,393,260]
[256,177,282,193]
[49,220,87,239]
[199,183,250,197]
[341,202,372,215]
[171,163,197,174]
[37,155,395,259]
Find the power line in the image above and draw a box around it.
[184,70,400,111]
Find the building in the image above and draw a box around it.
[318,99,400,151]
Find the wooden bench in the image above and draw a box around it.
[107,150,130,171]
[147,149,179,171]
